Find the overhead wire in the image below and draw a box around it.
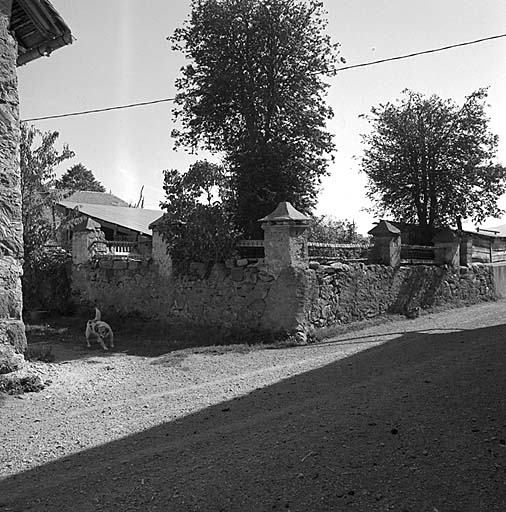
[337,32,506,71]
[21,32,506,123]
[22,97,176,122]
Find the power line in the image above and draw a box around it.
[337,32,506,71]
[21,97,176,122]
[21,32,506,123]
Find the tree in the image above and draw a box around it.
[55,163,105,194]
[160,160,239,269]
[170,0,341,236]
[360,88,506,237]
[308,216,367,244]
[21,124,74,313]
[20,123,74,260]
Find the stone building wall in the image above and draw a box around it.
[0,4,25,374]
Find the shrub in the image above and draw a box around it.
[23,247,73,315]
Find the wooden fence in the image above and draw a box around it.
[400,244,436,265]
[307,242,370,263]
[471,234,506,264]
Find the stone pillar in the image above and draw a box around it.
[433,227,460,268]
[259,202,313,338]
[149,214,173,278]
[72,218,106,264]
[0,0,26,374]
[459,232,473,266]
[259,201,311,275]
[368,221,402,267]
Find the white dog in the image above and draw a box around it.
[85,308,114,351]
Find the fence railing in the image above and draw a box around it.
[236,239,265,259]
[400,244,435,264]
[88,240,143,258]
[308,242,371,262]
[236,239,441,265]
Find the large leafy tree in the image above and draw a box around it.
[361,88,506,236]
[170,0,340,236]
[55,163,105,194]
[20,123,74,259]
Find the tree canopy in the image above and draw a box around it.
[308,216,367,244]
[20,123,74,259]
[160,160,239,268]
[170,0,340,236]
[56,163,105,194]
[360,88,506,235]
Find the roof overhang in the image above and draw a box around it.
[10,0,73,66]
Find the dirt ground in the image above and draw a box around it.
[2,302,506,511]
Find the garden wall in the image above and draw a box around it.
[306,262,496,329]
[69,202,502,338]
[71,258,497,336]
[71,259,311,334]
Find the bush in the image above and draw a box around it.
[160,162,241,273]
[23,247,73,315]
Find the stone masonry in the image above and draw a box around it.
[0,1,25,374]
[70,202,503,340]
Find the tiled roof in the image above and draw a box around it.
[59,202,163,236]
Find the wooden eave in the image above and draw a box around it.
[10,0,72,66]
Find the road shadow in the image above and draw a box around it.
[4,323,506,511]
[25,314,281,363]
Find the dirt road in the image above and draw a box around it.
[2,302,506,511]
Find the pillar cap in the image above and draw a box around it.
[259,202,310,224]
[368,220,401,236]
[72,217,101,232]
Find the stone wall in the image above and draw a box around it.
[306,262,496,329]
[71,257,498,337]
[0,3,26,374]
[69,201,502,340]
[72,258,314,334]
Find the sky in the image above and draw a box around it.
[17,0,506,234]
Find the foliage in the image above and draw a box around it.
[20,123,74,260]
[170,0,341,236]
[308,216,368,244]
[55,163,105,194]
[361,88,506,235]
[160,161,241,270]
[22,247,73,315]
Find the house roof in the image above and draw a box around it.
[59,202,164,236]
[63,191,130,207]
[10,0,73,66]
[479,224,505,237]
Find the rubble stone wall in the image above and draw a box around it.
[71,257,498,337]
[72,259,292,331]
[306,262,496,329]
[0,6,26,374]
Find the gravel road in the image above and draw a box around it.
[2,301,506,511]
